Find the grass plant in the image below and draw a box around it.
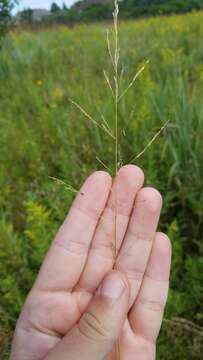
[0,8,203,359]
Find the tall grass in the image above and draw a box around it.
[0,9,203,359]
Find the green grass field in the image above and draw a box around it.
[0,10,203,359]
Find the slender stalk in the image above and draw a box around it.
[113,0,119,263]
[49,176,78,193]
[118,60,149,102]
[129,120,170,163]
[112,3,121,358]
[70,99,114,138]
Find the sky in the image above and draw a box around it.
[14,0,76,13]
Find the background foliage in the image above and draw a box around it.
[0,0,17,43]
[0,9,203,359]
[42,0,203,24]
[15,0,203,25]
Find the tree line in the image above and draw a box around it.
[45,0,203,24]
[1,0,203,35]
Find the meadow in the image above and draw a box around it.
[0,10,203,359]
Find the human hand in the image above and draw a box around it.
[11,165,171,360]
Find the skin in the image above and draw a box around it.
[11,165,172,360]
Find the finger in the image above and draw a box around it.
[45,271,130,360]
[75,165,144,293]
[129,232,171,344]
[116,187,162,307]
[34,171,112,292]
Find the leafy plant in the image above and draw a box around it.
[0,0,17,45]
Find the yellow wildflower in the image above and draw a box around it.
[36,80,43,86]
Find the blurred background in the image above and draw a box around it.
[0,0,203,358]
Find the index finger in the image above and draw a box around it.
[34,171,112,292]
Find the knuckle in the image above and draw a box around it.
[91,241,114,260]
[122,267,144,281]
[78,310,113,342]
[54,238,89,256]
[139,297,165,312]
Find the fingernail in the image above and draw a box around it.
[100,272,126,300]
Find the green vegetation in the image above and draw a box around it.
[50,1,61,13]
[20,7,33,24]
[16,0,203,25]
[43,0,203,24]
[0,10,203,359]
[0,0,17,45]
[120,0,203,17]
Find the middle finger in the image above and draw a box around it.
[75,165,144,293]
[116,187,162,307]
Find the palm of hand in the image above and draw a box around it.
[11,166,171,360]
